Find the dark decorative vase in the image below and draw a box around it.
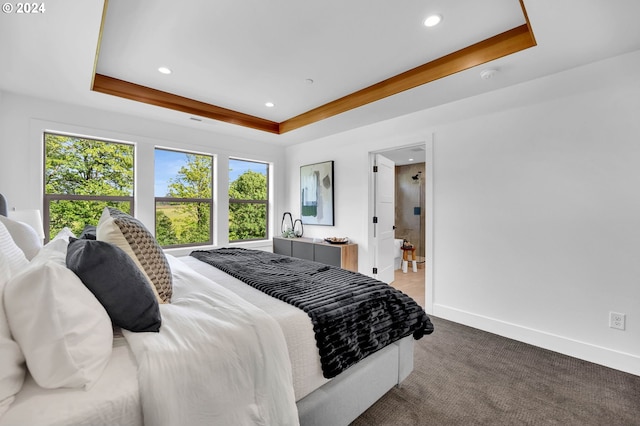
[0,193,7,216]
[281,212,294,237]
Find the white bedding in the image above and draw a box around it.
[0,337,141,426]
[1,253,338,425]
[180,255,330,400]
[122,255,299,426]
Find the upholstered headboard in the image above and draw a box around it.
[0,193,7,216]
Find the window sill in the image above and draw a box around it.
[163,239,273,257]
[228,239,272,251]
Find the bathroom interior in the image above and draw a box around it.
[390,159,426,307]
[394,162,426,271]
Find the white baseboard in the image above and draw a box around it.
[433,304,640,377]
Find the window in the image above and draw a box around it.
[44,132,134,240]
[154,148,213,247]
[228,158,269,241]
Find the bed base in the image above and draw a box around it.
[296,336,414,426]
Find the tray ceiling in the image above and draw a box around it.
[93,0,534,134]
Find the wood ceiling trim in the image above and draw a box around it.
[90,0,109,90]
[92,74,280,134]
[519,0,537,47]
[92,1,536,135]
[279,23,536,133]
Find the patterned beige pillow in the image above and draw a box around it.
[97,207,172,303]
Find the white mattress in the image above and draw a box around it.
[180,255,330,401]
[1,337,141,426]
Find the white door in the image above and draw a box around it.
[373,154,395,283]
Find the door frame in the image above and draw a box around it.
[368,135,434,314]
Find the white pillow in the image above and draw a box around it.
[0,215,42,260]
[0,220,28,276]
[4,238,113,390]
[0,251,26,417]
[51,227,76,242]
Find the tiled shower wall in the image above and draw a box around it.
[395,163,425,258]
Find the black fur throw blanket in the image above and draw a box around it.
[190,247,434,378]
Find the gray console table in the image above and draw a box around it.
[273,236,358,272]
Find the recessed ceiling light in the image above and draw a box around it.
[158,66,172,75]
[265,102,275,108]
[423,14,442,27]
[408,158,414,162]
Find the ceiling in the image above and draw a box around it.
[1,1,640,145]
[379,145,427,166]
[94,0,530,134]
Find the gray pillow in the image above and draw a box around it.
[66,238,161,333]
[78,225,97,240]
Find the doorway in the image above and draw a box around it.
[370,139,433,312]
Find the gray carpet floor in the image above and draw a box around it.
[351,316,640,426]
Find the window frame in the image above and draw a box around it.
[154,147,214,249]
[42,131,135,242]
[228,157,270,243]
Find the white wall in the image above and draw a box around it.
[285,50,640,375]
[0,92,285,253]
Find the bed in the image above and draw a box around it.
[0,202,433,426]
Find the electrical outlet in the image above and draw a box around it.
[609,312,626,330]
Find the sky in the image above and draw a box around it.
[154,149,267,196]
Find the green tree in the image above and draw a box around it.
[45,134,134,237]
[229,170,267,240]
[165,154,212,244]
[155,210,178,246]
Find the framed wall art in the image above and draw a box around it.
[300,160,334,226]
